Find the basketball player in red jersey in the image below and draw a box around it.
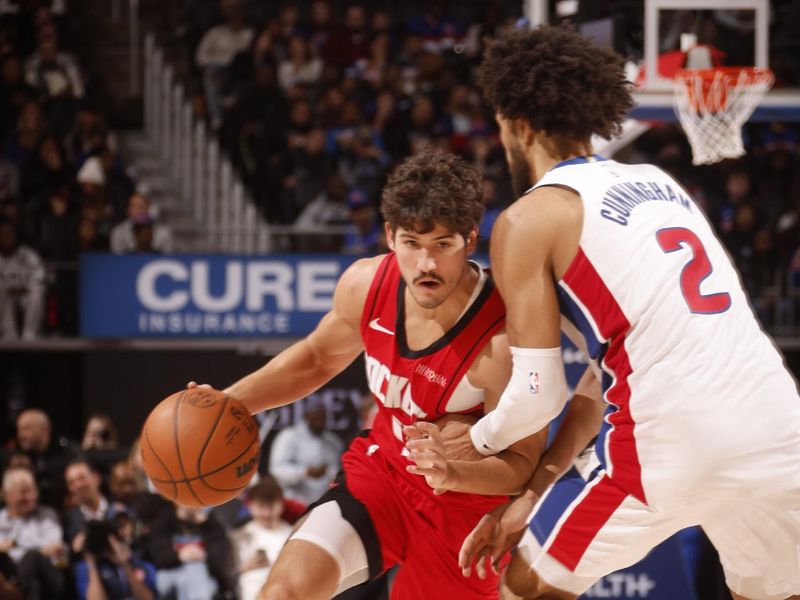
[195,149,545,600]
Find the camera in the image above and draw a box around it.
[83,520,114,557]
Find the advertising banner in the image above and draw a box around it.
[80,254,358,337]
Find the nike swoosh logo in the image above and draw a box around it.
[368,318,394,335]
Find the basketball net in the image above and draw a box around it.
[673,66,774,165]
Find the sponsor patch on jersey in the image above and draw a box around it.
[529,372,540,395]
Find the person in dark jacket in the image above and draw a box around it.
[142,502,235,600]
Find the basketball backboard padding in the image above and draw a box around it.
[643,0,769,91]
[630,89,800,122]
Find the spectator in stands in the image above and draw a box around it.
[323,3,369,66]
[144,503,235,600]
[406,0,464,52]
[0,218,44,339]
[131,217,157,253]
[76,156,111,228]
[79,413,128,482]
[292,173,349,251]
[23,28,83,100]
[336,123,388,200]
[716,165,757,242]
[23,28,83,137]
[73,519,156,600]
[286,126,333,215]
[353,31,391,90]
[306,0,334,55]
[36,186,78,333]
[106,461,138,503]
[0,467,66,600]
[20,135,70,204]
[341,187,382,255]
[0,55,35,141]
[12,409,79,508]
[110,192,172,254]
[195,0,254,130]
[231,476,292,600]
[76,215,108,253]
[80,413,118,452]
[63,104,107,167]
[97,146,135,221]
[63,460,111,547]
[277,33,321,92]
[269,397,342,505]
[4,100,45,171]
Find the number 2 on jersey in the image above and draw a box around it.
[656,227,731,314]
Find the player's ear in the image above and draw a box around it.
[514,118,536,148]
[384,222,396,251]
[465,228,478,254]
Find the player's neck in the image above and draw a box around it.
[529,139,594,185]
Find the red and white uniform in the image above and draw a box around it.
[517,156,800,600]
[293,253,508,599]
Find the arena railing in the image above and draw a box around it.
[143,33,272,254]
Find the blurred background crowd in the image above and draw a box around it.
[0,0,798,340]
[0,402,359,600]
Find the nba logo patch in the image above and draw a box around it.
[529,372,540,394]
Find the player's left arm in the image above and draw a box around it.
[405,334,547,496]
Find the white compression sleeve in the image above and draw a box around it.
[470,347,568,456]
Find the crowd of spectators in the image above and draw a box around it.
[178,0,800,328]
[0,404,341,600]
[0,0,797,337]
[0,2,172,340]
[183,0,516,246]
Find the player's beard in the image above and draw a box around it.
[508,143,533,199]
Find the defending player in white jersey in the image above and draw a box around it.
[407,25,800,600]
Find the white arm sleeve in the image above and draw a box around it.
[470,346,568,456]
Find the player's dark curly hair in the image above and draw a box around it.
[479,25,633,141]
[381,148,484,239]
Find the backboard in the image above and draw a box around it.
[631,0,800,123]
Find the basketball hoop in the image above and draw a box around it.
[673,67,774,165]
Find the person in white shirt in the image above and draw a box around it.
[195,0,253,129]
[63,460,110,550]
[232,477,292,600]
[268,398,343,506]
[0,468,66,599]
[0,219,45,340]
[110,192,172,254]
[277,34,322,93]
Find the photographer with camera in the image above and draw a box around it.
[74,520,156,600]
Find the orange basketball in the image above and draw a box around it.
[140,387,261,508]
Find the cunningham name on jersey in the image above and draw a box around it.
[600,180,693,226]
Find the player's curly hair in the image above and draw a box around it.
[479,25,633,141]
[381,148,484,239]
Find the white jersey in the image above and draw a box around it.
[534,156,800,506]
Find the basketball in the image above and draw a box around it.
[140,387,261,508]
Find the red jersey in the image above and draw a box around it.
[357,253,507,510]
